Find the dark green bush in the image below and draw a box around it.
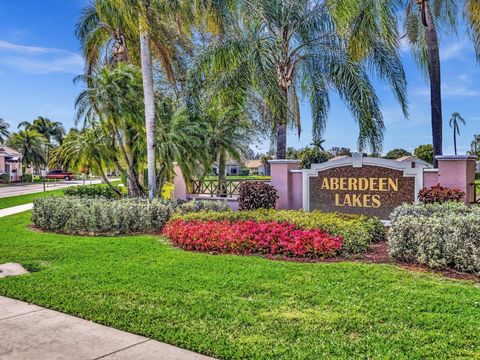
[64,184,123,199]
[173,209,384,254]
[238,182,278,210]
[22,174,33,182]
[0,174,9,183]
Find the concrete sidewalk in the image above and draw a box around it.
[0,296,214,360]
[0,204,33,218]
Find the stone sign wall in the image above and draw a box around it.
[303,154,429,220]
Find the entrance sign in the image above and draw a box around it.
[302,153,430,220]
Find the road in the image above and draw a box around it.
[0,179,114,199]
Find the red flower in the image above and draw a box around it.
[163,220,343,259]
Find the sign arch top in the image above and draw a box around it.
[302,153,431,219]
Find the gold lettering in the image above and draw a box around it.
[372,195,381,208]
[331,178,339,190]
[335,193,343,206]
[348,178,358,191]
[340,178,347,191]
[369,178,378,191]
[388,178,398,192]
[363,194,372,207]
[343,194,352,207]
[352,194,362,207]
[321,178,329,190]
[379,178,387,191]
[359,178,368,191]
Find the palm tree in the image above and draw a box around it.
[7,130,46,171]
[51,127,121,194]
[449,112,465,156]
[18,116,65,145]
[0,118,10,144]
[198,0,407,159]
[469,134,480,157]
[76,63,147,197]
[153,97,211,195]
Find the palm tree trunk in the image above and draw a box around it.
[454,127,457,155]
[424,1,443,167]
[218,148,227,197]
[276,86,289,160]
[140,30,157,199]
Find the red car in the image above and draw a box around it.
[46,170,75,181]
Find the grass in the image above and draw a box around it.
[0,180,123,210]
[1,212,479,359]
[0,189,67,210]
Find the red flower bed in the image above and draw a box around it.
[163,220,343,258]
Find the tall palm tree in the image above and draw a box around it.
[449,112,465,156]
[198,0,407,159]
[76,63,147,197]
[0,118,10,144]
[7,130,46,171]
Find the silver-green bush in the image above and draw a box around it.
[32,197,173,235]
[389,203,480,274]
[32,197,230,236]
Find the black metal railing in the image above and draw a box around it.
[191,179,270,198]
[471,182,480,204]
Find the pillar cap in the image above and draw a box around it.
[268,159,301,164]
[435,155,478,161]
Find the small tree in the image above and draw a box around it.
[383,148,412,159]
[414,144,434,164]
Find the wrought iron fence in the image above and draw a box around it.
[191,179,270,198]
[471,182,480,204]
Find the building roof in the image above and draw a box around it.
[243,160,263,169]
[395,155,432,168]
[329,155,349,162]
[0,145,21,158]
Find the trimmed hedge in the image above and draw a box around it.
[64,184,124,199]
[389,202,480,274]
[171,210,384,254]
[32,197,172,235]
[32,197,230,236]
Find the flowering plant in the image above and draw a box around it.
[418,184,464,204]
[163,219,343,258]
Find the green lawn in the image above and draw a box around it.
[0,212,479,359]
[0,188,67,209]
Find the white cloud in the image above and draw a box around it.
[0,39,83,74]
[413,74,480,98]
[440,41,467,61]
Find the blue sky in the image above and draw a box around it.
[1,1,480,155]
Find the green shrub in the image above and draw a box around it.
[22,174,33,182]
[32,197,230,236]
[172,209,384,254]
[32,197,173,235]
[389,203,480,274]
[175,199,231,213]
[238,182,278,210]
[64,184,124,199]
[0,174,9,184]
